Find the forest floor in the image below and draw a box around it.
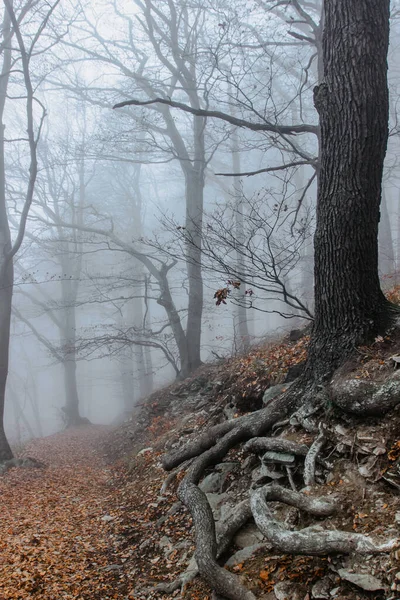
[2,329,400,599]
[0,426,135,599]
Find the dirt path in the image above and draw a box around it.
[0,426,131,600]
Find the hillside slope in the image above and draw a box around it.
[106,330,400,600]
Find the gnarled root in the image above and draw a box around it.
[179,481,256,600]
[154,498,252,594]
[251,484,398,555]
[244,437,309,456]
[173,392,300,600]
[331,372,400,416]
[166,390,302,599]
[303,429,326,487]
[163,388,301,471]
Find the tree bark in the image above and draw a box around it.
[306,0,393,382]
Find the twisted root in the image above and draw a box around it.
[251,484,398,555]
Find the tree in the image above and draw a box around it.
[138,3,399,599]
[118,0,394,383]
[0,0,60,461]
[57,0,218,373]
[305,0,393,382]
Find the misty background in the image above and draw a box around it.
[3,0,400,444]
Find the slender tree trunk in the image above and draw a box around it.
[184,115,206,372]
[143,342,153,396]
[306,0,393,383]
[8,386,35,440]
[185,166,204,372]
[28,377,43,438]
[231,127,250,352]
[0,257,13,459]
[62,357,81,426]
[120,346,135,413]
[0,6,13,459]
[142,279,154,395]
[61,303,83,426]
[157,264,191,377]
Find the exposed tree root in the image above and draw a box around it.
[303,429,326,487]
[161,379,399,599]
[153,499,252,594]
[160,458,194,495]
[215,498,252,556]
[170,392,302,600]
[178,482,256,600]
[163,389,301,471]
[244,435,329,472]
[285,466,297,491]
[251,484,398,555]
[244,437,309,456]
[331,372,400,415]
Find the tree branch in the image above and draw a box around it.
[113,97,318,136]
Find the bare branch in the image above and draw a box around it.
[113,97,318,136]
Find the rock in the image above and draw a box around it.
[242,454,258,473]
[101,515,114,522]
[233,523,264,549]
[181,556,198,587]
[137,447,153,456]
[205,493,228,520]
[263,384,291,406]
[224,543,268,567]
[358,455,379,478]
[329,588,340,597]
[173,539,192,551]
[262,451,295,465]
[289,329,303,342]
[311,577,332,599]
[274,581,305,600]
[200,472,223,493]
[159,536,173,554]
[103,564,122,571]
[251,464,284,485]
[214,462,239,473]
[338,569,385,591]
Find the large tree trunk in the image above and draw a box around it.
[307,0,393,382]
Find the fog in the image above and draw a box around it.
[1,0,399,447]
